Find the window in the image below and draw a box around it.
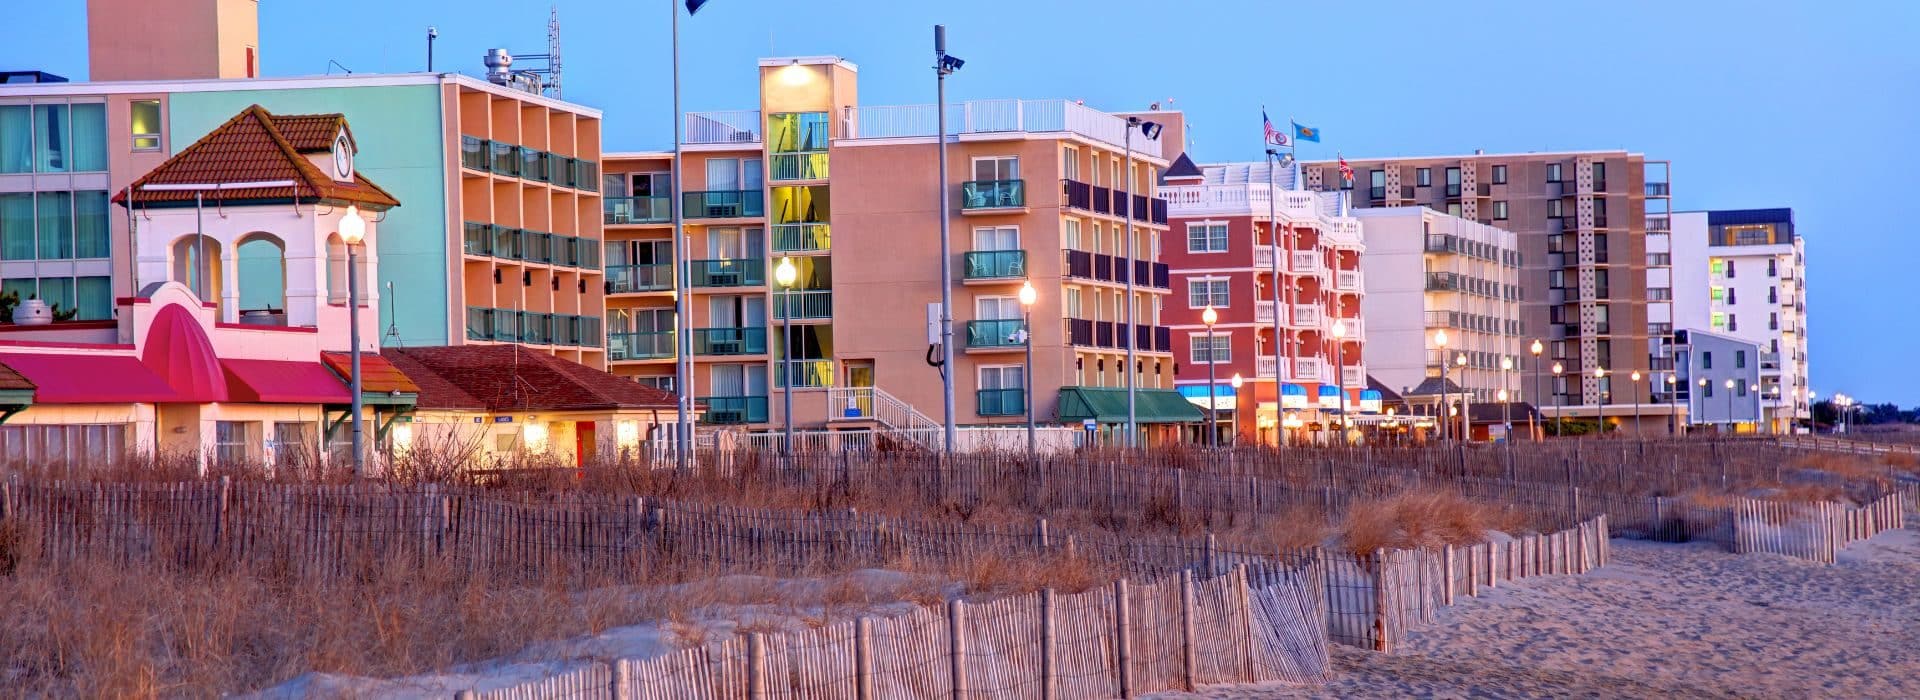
[1446,203,1462,217]
[1728,314,1738,331]
[1770,312,1779,330]
[633,375,675,393]
[1189,333,1230,364]
[1768,258,1778,277]
[1444,167,1461,196]
[1368,170,1385,199]
[1062,146,1079,181]
[1492,201,1508,220]
[1546,163,1563,182]
[1416,168,1431,187]
[1704,381,1714,398]
[1735,350,1747,368]
[976,296,1021,321]
[131,100,162,151]
[1186,223,1228,253]
[1592,197,1607,226]
[1187,278,1228,308]
[1702,351,1713,370]
[1737,379,1749,397]
[1725,259,1736,278]
[979,365,1026,412]
[1592,162,1607,190]
[1594,269,1610,298]
[0,423,130,469]
[1064,218,1082,250]
[972,226,1019,252]
[972,156,1019,183]
[1491,165,1507,184]
[1547,198,1564,219]
[1065,287,1082,318]
[1726,288,1736,305]
[1548,269,1565,289]
[214,421,261,466]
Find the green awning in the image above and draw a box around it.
[1056,386,1205,424]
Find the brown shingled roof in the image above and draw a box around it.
[114,104,399,210]
[0,359,36,393]
[382,345,677,412]
[321,352,422,395]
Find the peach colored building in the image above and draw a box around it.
[1159,140,1368,447]
[89,0,260,82]
[601,57,1193,445]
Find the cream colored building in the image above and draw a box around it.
[1356,208,1524,403]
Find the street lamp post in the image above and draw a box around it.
[1530,340,1543,440]
[934,25,964,456]
[1697,377,1709,432]
[1203,306,1220,458]
[1593,366,1607,437]
[1666,374,1678,435]
[1725,378,1736,432]
[1630,370,1643,440]
[1332,319,1347,446]
[775,257,798,459]
[1551,362,1564,437]
[1496,388,1510,444]
[1456,352,1469,441]
[1500,355,1513,442]
[339,206,367,477]
[1433,330,1450,442]
[1019,281,1038,466]
[1229,372,1244,447]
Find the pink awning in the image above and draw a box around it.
[0,353,180,403]
[221,359,352,404]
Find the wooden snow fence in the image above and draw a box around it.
[501,564,1330,699]
[1734,490,1907,564]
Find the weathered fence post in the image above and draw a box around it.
[1203,533,1218,574]
[748,632,768,700]
[1040,588,1057,700]
[949,599,968,700]
[856,617,876,700]
[1174,468,1187,526]
[1442,544,1455,605]
[1373,548,1390,652]
[1180,570,1198,692]
[1037,517,1050,553]
[1115,578,1133,698]
[612,658,631,699]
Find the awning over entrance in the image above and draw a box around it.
[0,353,178,403]
[222,359,354,404]
[1057,387,1205,424]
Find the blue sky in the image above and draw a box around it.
[9,1,1917,403]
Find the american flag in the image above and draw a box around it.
[1263,108,1291,147]
[1338,153,1355,183]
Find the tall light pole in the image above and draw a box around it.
[339,205,368,477]
[670,0,702,472]
[1593,366,1607,436]
[1434,329,1450,442]
[934,25,963,456]
[1500,355,1514,442]
[1456,352,1469,441]
[1496,388,1510,443]
[1229,372,1244,447]
[1666,374,1678,435]
[1332,319,1347,446]
[1697,377,1709,432]
[1551,362,1564,437]
[1266,149,1284,449]
[1630,370,1643,439]
[1725,378,1736,432]
[775,257,798,458]
[1203,306,1220,456]
[1530,339,1544,440]
[1119,116,1161,448]
[1019,280,1037,465]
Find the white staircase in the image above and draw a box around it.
[826,386,944,451]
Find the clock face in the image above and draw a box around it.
[332,133,353,179]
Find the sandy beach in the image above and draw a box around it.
[1156,522,1920,699]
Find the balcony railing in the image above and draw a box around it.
[772,223,831,253]
[773,290,833,320]
[607,331,675,361]
[1290,252,1321,274]
[1291,305,1322,328]
[605,263,674,294]
[962,180,1026,209]
[697,396,769,424]
[691,327,768,356]
[1335,270,1363,291]
[769,152,829,181]
[685,110,762,145]
[682,190,765,219]
[976,388,1026,417]
[1645,215,1671,232]
[689,258,767,287]
[963,250,1027,280]
[775,359,835,389]
[604,196,672,225]
[966,319,1027,349]
[464,308,602,348]
[1645,182,1671,197]
[843,99,1163,158]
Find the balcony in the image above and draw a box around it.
[976,388,1026,417]
[682,190,765,219]
[1645,182,1671,197]
[1091,185,1113,215]
[966,319,1027,350]
[1255,301,1275,324]
[772,223,831,253]
[773,290,833,320]
[684,110,762,145]
[1290,305,1322,328]
[607,331,675,361]
[1290,252,1322,274]
[845,99,1163,158]
[1335,270,1363,291]
[604,196,672,225]
[697,396,769,425]
[606,263,674,294]
[1254,247,1275,269]
[1340,365,1365,388]
[1293,358,1326,382]
[691,327,768,356]
[688,258,767,287]
[769,152,829,181]
[1067,318,1093,346]
[961,180,1026,211]
[1064,249,1093,279]
[1645,215,1671,233]
[963,250,1027,281]
[775,359,835,389]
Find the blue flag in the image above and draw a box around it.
[1292,122,1321,143]
[686,0,711,13]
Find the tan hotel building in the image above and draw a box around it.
[600,57,1187,442]
[1309,152,1673,415]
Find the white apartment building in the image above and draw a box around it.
[1355,208,1524,403]
[1671,209,1809,432]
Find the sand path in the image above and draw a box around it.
[1155,524,1920,699]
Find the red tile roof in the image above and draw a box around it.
[114,104,399,210]
[321,352,422,395]
[382,346,677,412]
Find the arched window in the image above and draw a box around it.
[235,232,287,322]
[171,235,223,303]
[325,233,346,305]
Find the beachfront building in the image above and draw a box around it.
[4,3,609,367]
[1671,209,1809,433]
[1158,130,1367,446]
[1353,207,1524,407]
[1670,328,1763,432]
[595,57,1193,447]
[1310,151,1674,425]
